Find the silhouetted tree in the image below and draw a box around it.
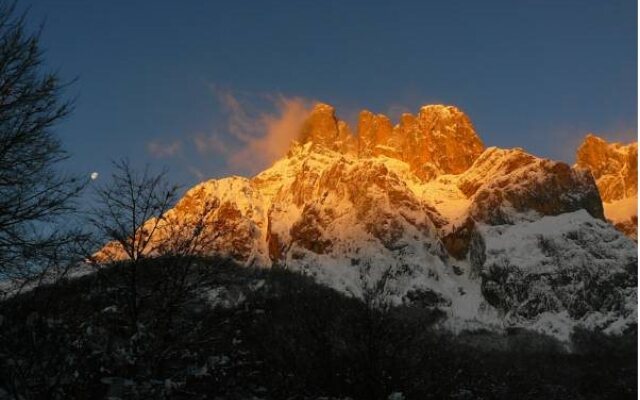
[151,195,220,327]
[89,159,179,331]
[87,160,225,384]
[0,2,83,289]
[89,158,224,317]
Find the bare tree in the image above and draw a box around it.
[152,196,220,308]
[88,159,179,330]
[154,198,220,259]
[0,2,84,287]
[88,158,223,324]
[87,159,225,383]
[0,3,87,396]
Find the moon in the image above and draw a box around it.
[90,172,99,180]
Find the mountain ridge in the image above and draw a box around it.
[296,103,485,180]
[97,103,638,341]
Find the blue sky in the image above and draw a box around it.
[25,0,637,188]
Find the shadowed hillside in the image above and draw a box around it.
[0,258,636,400]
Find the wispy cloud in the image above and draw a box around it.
[193,133,228,155]
[144,88,316,179]
[196,88,315,174]
[147,139,183,158]
[227,95,314,173]
[187,165,206,180]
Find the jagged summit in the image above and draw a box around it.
[576,134,637,201]
[297,103,339,148]
[97,106,637,341]
[296,102,485,180]
[576,134,638,239]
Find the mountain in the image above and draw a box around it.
[97,103,637,340]
[576,134,638,240]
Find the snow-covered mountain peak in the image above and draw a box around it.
[96,107,637,341]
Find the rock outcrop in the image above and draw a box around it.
[576,134,637,239]
[576,134,637,202]
[357,110,394,158]
[297,103,485,181]
[460,147,604,225]
[396,105,485,180]
[298,103,343,151]
[480,210,636,326]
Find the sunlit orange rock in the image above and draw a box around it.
[396,105,485,180]
[96,103,633,271]
[576,134,637,202]
[357,110,395,158]
[93,104,637,337]
[460,147,604,225]
[337,120,357,155]
[296,103,485,182]
[576,134,638,239]
[298,103,341,150]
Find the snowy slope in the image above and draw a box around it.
[477,210,636,340]
[96,104,637,341]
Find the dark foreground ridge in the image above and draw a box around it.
[0,258,636,400]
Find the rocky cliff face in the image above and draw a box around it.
[576,134,638,240]
[460,147,604,225]
[576,135,637,201]
[395,105,485,179]
[298,103,485,180]
[97,103,637,341]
